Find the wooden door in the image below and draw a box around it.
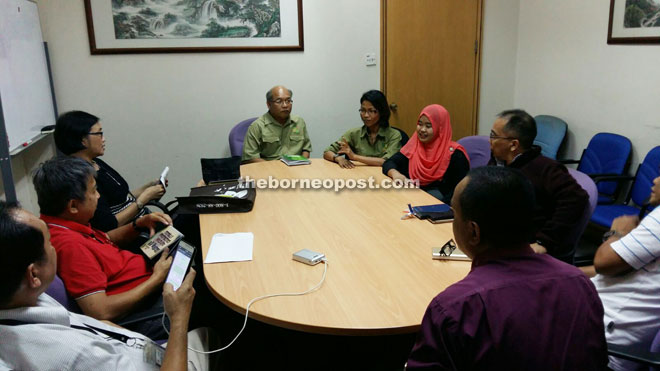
[382,0,483,140]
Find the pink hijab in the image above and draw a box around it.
[400,104,469,186]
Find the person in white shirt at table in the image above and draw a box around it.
[0,201,214,370]
[591,173,660,370]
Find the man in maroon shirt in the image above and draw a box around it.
[406,166,607,370]
[32,156,173,338]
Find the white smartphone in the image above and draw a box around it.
[159,166,169,187]
[165,240,196,291]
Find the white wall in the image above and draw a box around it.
[514,0,660,167]
[477,0,520,135]
[16,0,642,213]
[0,138,56,214]
[35,0,381,202]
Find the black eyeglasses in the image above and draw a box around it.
[439,239,457,257]
[88,131,104,137]
[489,132,517,141]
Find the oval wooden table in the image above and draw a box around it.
[200,159,471,336]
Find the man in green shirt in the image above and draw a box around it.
[242,85,312,163]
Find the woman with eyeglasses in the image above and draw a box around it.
[54,110,165,233]
[382,104,470,204]
[323,90,404,168]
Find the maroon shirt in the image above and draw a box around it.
[407,246,608,370]
[489,146,589,263]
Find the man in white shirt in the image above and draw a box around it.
[592,174,660,370]
[0,202,212,370]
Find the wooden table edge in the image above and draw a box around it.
[203,276,422,336]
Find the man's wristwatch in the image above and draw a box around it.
[333,153,345,162]
[602,230,622,242]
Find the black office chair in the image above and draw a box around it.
[608,327,660,368]
[391,126,409,147]
[146,199,178,218]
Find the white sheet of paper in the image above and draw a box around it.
[204,232,253,263]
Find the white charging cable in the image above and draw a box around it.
[161,258,328,354]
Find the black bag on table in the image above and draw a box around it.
[176,180,256,214]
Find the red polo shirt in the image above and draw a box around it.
[41,215,152,299]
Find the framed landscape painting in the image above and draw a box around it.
[608,0,660,44]
[84,0,304,54]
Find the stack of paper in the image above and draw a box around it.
[204,232,254,263]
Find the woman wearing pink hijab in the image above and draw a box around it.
[382,104,470,204]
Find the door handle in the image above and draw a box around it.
[390,103,398,112]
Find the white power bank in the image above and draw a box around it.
[293,249,325,265]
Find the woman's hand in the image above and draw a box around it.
[388,170,415,186]
[336,156,355,169]
[140,183,166,203]
[337,137,355,160]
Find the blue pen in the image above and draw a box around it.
[401,203,416,220]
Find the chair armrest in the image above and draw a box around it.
[146,200,178,215]
[608,343,660,366]
[559,159,580,165]
[591,174,636,184]
[146,200,168,213]
[164,199,178,210]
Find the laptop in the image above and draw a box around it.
[200,156,241,184]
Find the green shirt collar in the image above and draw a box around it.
[265,112,294,127]
[359,125,388,138]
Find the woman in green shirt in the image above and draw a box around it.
[323,90,403,168]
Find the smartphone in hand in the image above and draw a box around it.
[165,240,196,291]
[159,166,169,187]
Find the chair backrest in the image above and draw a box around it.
[533,115,567,160]
[650,326,660,355]
[391,126,409,147]
[45,275,80,313]
[567,168,598,253]
[457,135,490,168]
[228,117,257,157]
[630,146,660,207]
[577,133,632,197]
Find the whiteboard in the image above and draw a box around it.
[0,0,55,152]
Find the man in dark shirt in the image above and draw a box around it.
[406,166,607,370]
[488,109,588,263]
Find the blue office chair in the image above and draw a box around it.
[533,115,567,159]
[561,133,632,204]
[590,146,660,228]
[457,135,490,169]
[229,117,258,157]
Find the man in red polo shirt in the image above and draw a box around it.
[33,156,173,338]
